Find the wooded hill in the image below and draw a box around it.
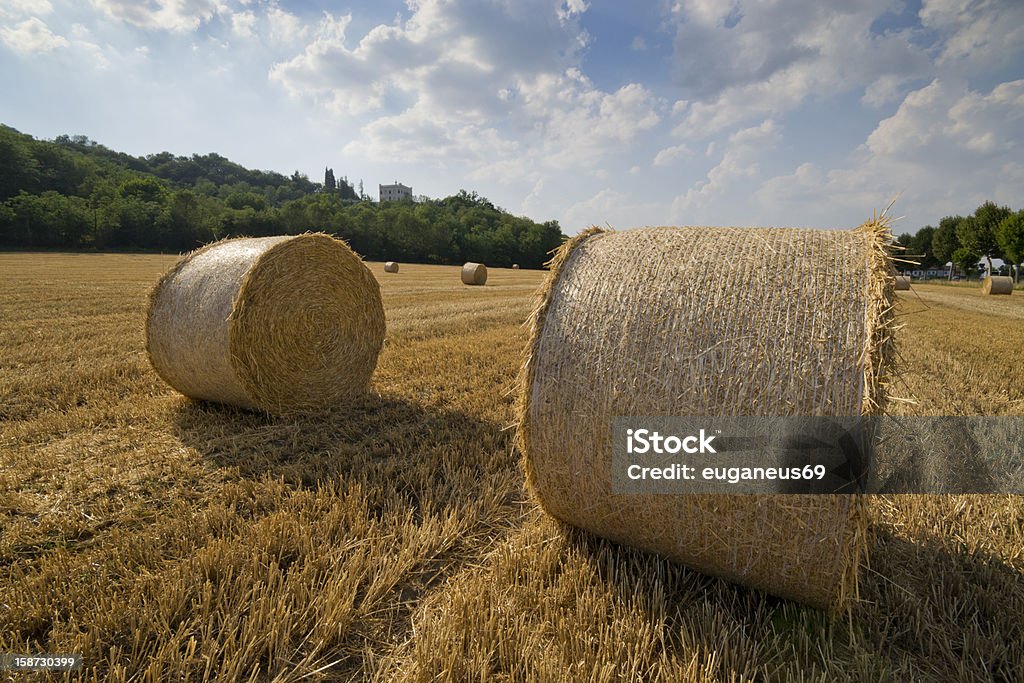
[0,125,565,268]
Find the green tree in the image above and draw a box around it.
[0,127,41,200]
[996,210,1024,283]
[225,191,268,211]
[895,233,913,273]
[932,215,963,278]
[958,201,1011,274]
[528,220,564,267]
[908,226,937,269]
[2,191,90,247]
[118,176,167,204]
[85,181,118,248]
[32,143,86,195]
[0,202,15,244]
[156,189,209,250]
[348,201,382,257]
[952,246,981,280]
[278,198,310,234]
[412,203,455,262]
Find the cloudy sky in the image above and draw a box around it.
[1,0,1022,234]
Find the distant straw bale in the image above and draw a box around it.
[517,219,897,609]
[512,264,521,270]
[895,275,911,290]
[384,261,400,273]
[147,233,385,414]
[982,275,1013,295]
[461,262,487,285]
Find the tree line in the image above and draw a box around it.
[0,125,565,268]
[895,200,1024,281]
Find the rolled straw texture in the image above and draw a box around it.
[517,221,896,609]
[895,275,911,290]
[147,233,385,413]
[461,262,487,285]
[982,275,1013,295]
[384,261,400,273]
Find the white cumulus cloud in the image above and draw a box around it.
[758,78,1024,227]
[230,10,256,39]
[668,0,932,137]
[919,0,1024,70]
[866,78,1024,160]
[0,16,67,54]
[89,0,220,33]
[653,143,691,166]
[272,0,661,182]
[266,5,309,45]
[0,0,53,19]
[671,119,779,220]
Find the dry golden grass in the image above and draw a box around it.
[1,253,1022,682]
[902,283,1024,323]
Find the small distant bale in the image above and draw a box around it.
[461,262,487,285]
[982,275,1013,295]
[895,275,911,290]
[384,261,400,273]
[512,264,521,270]
[146,233,385,414]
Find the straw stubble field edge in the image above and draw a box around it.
[0,253,1022,682]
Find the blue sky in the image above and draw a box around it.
[1,0,1022,235]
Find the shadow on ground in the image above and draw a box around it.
[561,515,1024,680]
[853,527,1024,680]
[170,394,529,678]
[171,393,522,518]
[873,417,1019,493]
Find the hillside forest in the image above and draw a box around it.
[0,125,565,269]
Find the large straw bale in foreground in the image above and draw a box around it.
[982,275,1013,295]
[517,222,896,609]
[895,275,910,290]
[147,233,385,413]
[461,262,487,285]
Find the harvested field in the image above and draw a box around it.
[903,283,1024,321]
[1,252,1023,682]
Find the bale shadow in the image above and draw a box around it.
[170,393,524,523]
[875,418,1001,494]
[170,394,529,675]
[539,525,801,681]
[853,527,1024,681]
[561,517,1024,680]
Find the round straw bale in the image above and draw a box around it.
[147,233,385,413]
[982,275,1013,295]
[895,275,911,290]
[384,261,400,273]
[517,221,896,609]
[461,262,487,285]
[512,264,521,270]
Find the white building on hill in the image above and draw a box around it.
[379,182,412,202]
